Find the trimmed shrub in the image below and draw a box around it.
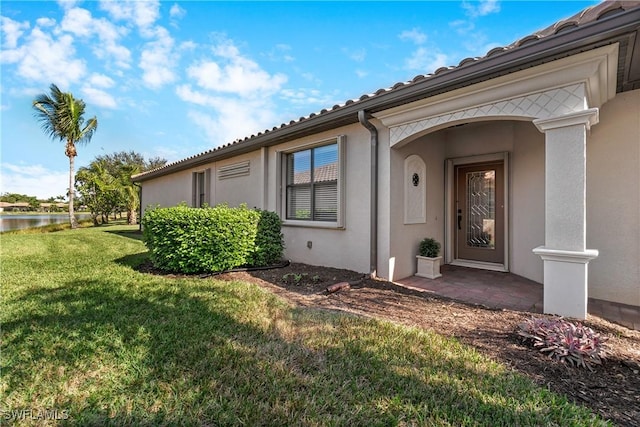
[518,317,609,370]
[418,237,440,258]
[248,209,284,267]
[142,204,260,273]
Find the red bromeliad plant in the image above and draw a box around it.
[518,317,609,370]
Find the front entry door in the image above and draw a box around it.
[455,162,504,264]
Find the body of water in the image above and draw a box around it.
[0,214,93,232]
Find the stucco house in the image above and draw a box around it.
[133,1,640,320]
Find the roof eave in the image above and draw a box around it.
[133,7,640,183]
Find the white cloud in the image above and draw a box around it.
[1,17,30,49]
[139,27,177,88]
[176,84,283,147]
[99,0,160,36]
[186,101,278,148]
[405,48,449,72]
[399,28,427,45]
[355,69,368,78]
[93,20,131,68]
[170,4,186,19]
[36,17,56,28]
[58,6,131,69]
[343,47,366,62]
[88,73,115,88]
[462,0,500,18]
[186,40,287,97]
[60,6,93,37]
[180,40,197,51]
[1,163,70,199]
[449,19,475,36]
[175,84,212,107]
[81,86,117,108]
[176,38,290,147]
[57,0,80,11]
[265,44,294,63]
[2,25,86,87]
[279,88,337,107]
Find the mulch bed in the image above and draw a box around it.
[138,261,640,426]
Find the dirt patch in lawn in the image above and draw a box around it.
[140,261,640,426]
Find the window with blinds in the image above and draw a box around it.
[286,143,338,221]
[192,168,211,207]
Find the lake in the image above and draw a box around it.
[0,214,93,232]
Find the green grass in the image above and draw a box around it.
[0,225,609,426]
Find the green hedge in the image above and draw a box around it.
[142,204,283,274]
[250,209,284,267]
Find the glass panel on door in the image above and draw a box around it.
[466,170,495,249]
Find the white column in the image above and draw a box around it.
[533,109,599,319]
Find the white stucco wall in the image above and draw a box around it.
[265,123,371,274]
[140,151,263,216]
[383,120,545,283]
[214,151,263,209]
[385,132,446,281]
[587,89,640,306]
[140,170,194,215]
[510,123,546,282]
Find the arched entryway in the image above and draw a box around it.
[374,44,618,318]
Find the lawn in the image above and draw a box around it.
[0,224,609,425]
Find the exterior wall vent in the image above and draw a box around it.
[218,160,250,180]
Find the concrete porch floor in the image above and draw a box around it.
[395,265,640,331]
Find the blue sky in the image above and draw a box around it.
[1,0,598,199]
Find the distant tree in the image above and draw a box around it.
[76,161,119,225]
[93,151,166,175]
[89,151,166,224]
[1,193,33,203]
[28,198,41,210]
[76,151,166,225]
[118,164,141,225]
[32,84,98,229]
[145,156,167,172]
[1,193,39,210]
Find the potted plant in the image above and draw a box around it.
[416,237,442,279]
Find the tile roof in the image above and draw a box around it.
[133,0,640,182]
[292,162,338,185]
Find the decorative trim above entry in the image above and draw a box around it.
[374,44,618,147]
[390,83,586,146]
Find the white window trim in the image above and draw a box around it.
[277,135,346,229]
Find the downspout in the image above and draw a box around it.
[133,182,142,232]
[358,110,378,278]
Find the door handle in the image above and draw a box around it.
[457,209,462,230]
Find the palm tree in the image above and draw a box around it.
[117,164,141,225]
[33,84,98,229]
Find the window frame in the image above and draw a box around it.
[278,136,346,229]
[191,168,211,208]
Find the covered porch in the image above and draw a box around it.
[375,44,621,320]
[396,265,640,330]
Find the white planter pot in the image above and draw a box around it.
[416,255,442,279]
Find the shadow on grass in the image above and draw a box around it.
[114,252,150,270]
[104,228,144,241]
[2,277,601,425]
